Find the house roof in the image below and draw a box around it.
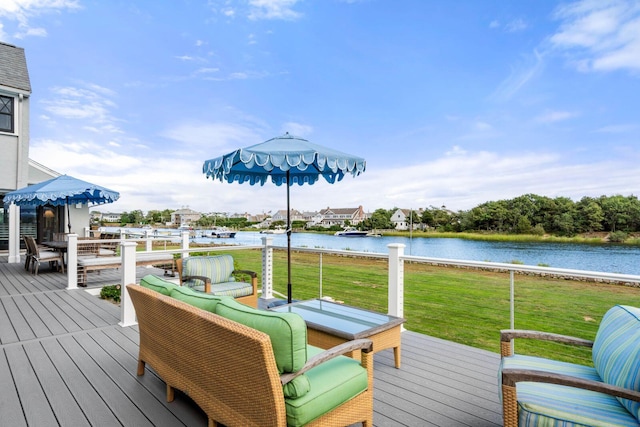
[319,207,361,215]
[0,42,31,93]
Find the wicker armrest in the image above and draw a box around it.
[280,338,373,385]
[502,368,640,402]
[500,329,594,356]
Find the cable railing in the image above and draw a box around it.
[63,231,640,362]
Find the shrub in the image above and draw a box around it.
[100,284,121,303]
[609,231,628,243]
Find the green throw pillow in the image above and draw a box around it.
[170,286,229,313]
[140,275,178,295]
[215,298,308,374]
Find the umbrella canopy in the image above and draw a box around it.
[203,132,366,303]
[4,174,120,233]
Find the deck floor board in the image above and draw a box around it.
[0,256,503,426]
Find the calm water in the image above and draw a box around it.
[201,231,640,276]
[105,227,640,276]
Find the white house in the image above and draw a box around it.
[318,206,366,227]
[171,207,201,226]
[390,208,424,230]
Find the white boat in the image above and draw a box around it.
[210,227,236,238]
[261,227,287,234]
[334,227,369,237]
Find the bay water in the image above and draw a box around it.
[194,231,640,276]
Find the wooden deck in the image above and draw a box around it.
[0,256,503,426]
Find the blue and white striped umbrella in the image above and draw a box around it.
[4,174,119,233]
[203,132,366,303]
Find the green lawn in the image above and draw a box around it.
[186,247,640,365]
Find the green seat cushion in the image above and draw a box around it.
[191,281,254,298]
[592,305,640,420]
[285,345,369,427]
[214,298,307,374]
[516,382,640,427]
[183,255,235,288]
[170,286,229,313]
[140,274,179,296]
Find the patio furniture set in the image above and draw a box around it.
[125,254,406,426]
[125,253,640,426]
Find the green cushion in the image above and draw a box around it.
[285,345,369,427]
[214,298,307,374]
[170,286,229,313]
[140,274,179,296]
[183,255,235,288]
[191,281,254,298]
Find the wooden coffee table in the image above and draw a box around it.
[270,299,406,368]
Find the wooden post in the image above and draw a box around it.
[120,241,137,327]
[66,233,78,290]
[261,236,274,300]
[388,243,405,319]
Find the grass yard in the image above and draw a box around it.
[188,247,640,365]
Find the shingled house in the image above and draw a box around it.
[0,42,59,260]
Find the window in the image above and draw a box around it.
[0,95,14,133]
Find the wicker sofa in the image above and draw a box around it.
[500,305,640,426]
[127,275,374,427]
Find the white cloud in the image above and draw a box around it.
[281,122,313,137]
[505,18,528,32]
[490,49,545,101]
[248,0,302,21]
[550,0,640,72]
[0,0,80,40]
[535,110,579,123]
[40,83,121,131]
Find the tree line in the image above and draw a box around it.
[108,193,640,240]
[361,194,640,239]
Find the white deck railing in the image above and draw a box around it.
[61,232,640,328]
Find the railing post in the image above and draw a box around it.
[145,230,152,252]
[7,204,20,264]
[120,241,138,327]
[388,243,405,319]
[66,233,78,290]
[181,231,190,259]
[261,236,274,300]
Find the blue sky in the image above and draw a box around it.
[1,0,639,216]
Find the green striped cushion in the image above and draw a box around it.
[501,354,600,382]
[191,281,254,298]
[183,255,235,288]
[517,382,640,427]
[592,305,640,420]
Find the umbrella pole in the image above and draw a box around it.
[67,197,72,234]
[286,170,292,303]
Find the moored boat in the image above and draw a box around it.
[334,227,369,237]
